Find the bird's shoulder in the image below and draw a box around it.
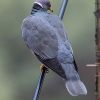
[21,13,58,40]
[22,15,42,28]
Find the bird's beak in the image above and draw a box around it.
[49,7,53,12]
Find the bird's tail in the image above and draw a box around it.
[65,79,87,96]
[61,63,87,96]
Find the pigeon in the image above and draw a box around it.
[21,0,87,96]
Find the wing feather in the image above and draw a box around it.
[21,15,58,59]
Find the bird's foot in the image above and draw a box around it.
[40,64,49,73]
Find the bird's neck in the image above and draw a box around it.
[31,3,47,15]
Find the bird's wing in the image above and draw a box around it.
[46,14,74,63]
[45,14,78,70]
[45,14,67,41]
[21,15,58,59]
[45,15,87,96]
[35,53,66,79]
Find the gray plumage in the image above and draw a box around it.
[21,1,87,96]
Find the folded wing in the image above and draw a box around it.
[21,15,58,59]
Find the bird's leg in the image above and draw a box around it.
[40,64,49,73]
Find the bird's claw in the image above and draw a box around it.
[40,64,49,73]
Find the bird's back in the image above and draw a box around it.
[40,12,68,42]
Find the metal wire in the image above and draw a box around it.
[33,0,69,100]
[33,67,48,100]
[59,0,69,20]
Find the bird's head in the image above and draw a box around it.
[34,0,53,12]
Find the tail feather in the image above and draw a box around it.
[66,80,87,96]
[61,63,87,96]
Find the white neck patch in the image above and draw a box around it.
[34,2,43,8]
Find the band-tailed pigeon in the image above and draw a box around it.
[21,0,87,96]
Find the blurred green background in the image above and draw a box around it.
[0,0,96,100]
